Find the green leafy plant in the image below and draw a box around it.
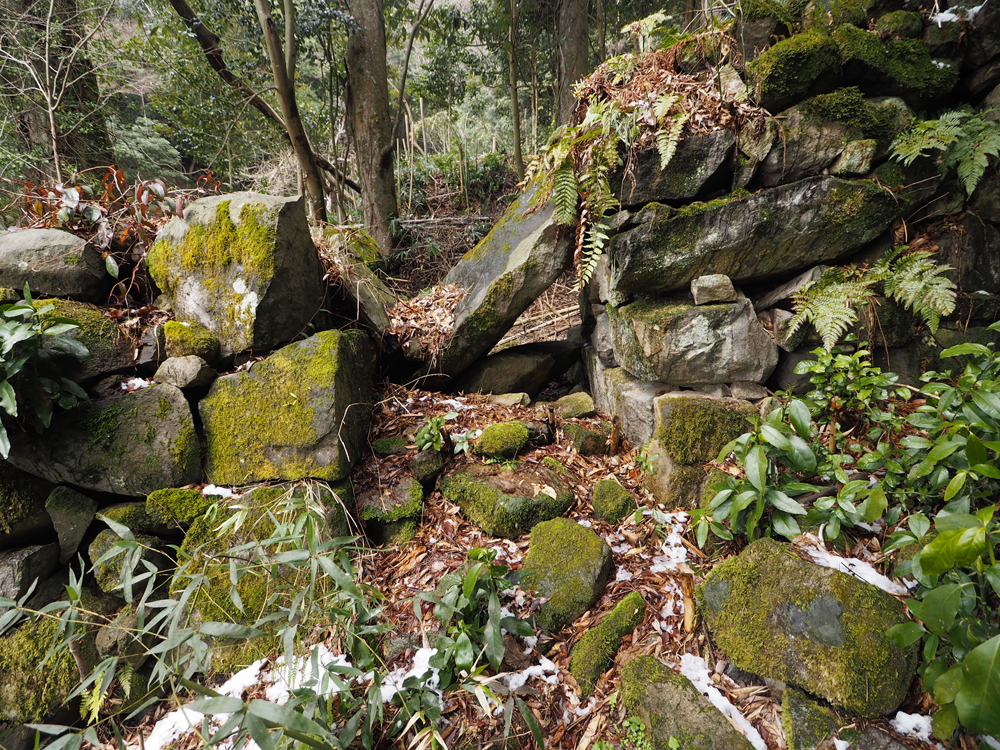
[622,716,654,750]
[891,107,1000,196]
[415,411,457,451]
[788,246,957,350]
[636,444,659,477]
[0,285,90,456]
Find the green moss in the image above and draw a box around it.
[696,538,918,716]
[829,0,872,27]
[521,517,611,631]
[0,464,52,537]
[100,502,167,534]
[748,31,841,107]
[36,298,115,354]
[200,330,371,484]
[620,655,676,713]
[372,436,407,456]
[359,477,424,522]
[833,24,957,100]
[440,465,573,539]
[89,529,166,593]
[0,617,82,723]
[459,191,527,263]
[563,423,609,455]
[409,449,445,483]
[164,320,220,362]
[377,519,419,547]
[146,488,211,526]
[739,0,801,24]
[474,421,530,459]
[570,591,646,696]
[541,456,575,479]
[592,478,633,523]
[657,398,755,465]
[800,87,890,137]
[874,10,923,38]
[782,687,847,750]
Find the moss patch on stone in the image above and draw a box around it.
[0,463,52,538]
[748,31,841,107]
[146,488,211,527]
[474,421,530,459]
[358,477,424,523]
[0,616,85,724]
[372,436,408,456]
[164,320,221,362]
[657,398,755,465]
[592,478,633,523]
[563,423,609,456]
[521,517,612,631]
[800,87,890,137]
[570,591,646,696]
[874,10,923,38]
[440,464,573,539]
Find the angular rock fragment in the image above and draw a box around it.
[0,229,109,301]
[45,487,97,564]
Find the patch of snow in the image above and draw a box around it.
[794,535,908,595]
[980,737,1000,750]
[833,739,850,750]
[678,654,768,750]
[502,655,559,692]
[573,696,599,717]
[612,543,631,554]
[203,485,235,498]
[891,712,933,742]
[933,60,949,68]
[615,569,634,582]
[438,398,472,411]
[380,647,441,702]
[577,519,592,528]
[219,660,265,697]
[266,645,352,704]
[121,378,152,390]
[143,707,206,750]
[660,599,675,617]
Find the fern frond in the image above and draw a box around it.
[884,250,956,332]
[788,274,877,350]
[653,93,680,120]
[656,113,689,170]
[891,112,967,166]
[579,222,610,287]
[552,161,578,225]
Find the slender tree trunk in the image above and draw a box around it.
[507,0,524,180]
[253,0,326,222]
[596,0,606,62]
[346,0,398,255]
[555,0,589,125]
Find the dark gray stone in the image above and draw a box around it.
[45,487,97,564]
[584,348,676,447]
[0,229,109,301]
[0,544,59,603]
[754,266,829,312]
[755,106,861,188]
[0,463,55,550]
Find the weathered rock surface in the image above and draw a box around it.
[554,391,596,419]
[154,355,216,389]
[440,464,573,539]
[690,274,737,305]
[931,213,1000,294]
[521,517,612,631]
[612,130,735,207]
[610,177,900,295]
[147,192,325,356]
[755,106,862,187]
[38,299,134,382]
[7,384,199,496]
[45,487,97,564]
[697,538,918,716]
[164,320,221,363]
[754,266,829,312]
[621,656,755,750]
[570,591,645,696]
[0,229,109,301]
[200,330,373,485]
[456,345,555,397]
[89,529,170,597]
[608,298,778,384]
[0,464,55,549]
[0,544,59,602]
[563,423,608,455]
[436,186,573,379]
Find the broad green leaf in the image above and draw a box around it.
[770,510,801,539]
[956,634,1000,734]
[761,425,791,451]
[95,513,135,542]
[966,433,988,466]
[931,702,958,741]
[909,513,931,539]
[972,390,1000,421]
[500,617,533,637]
[785,435,817,473]
[921,527,988,575]
[0,381,15,417]
[745,446,767,492]
[454,632,475,672]
[243,712,277,750]
[886,622,925,647]
[516,697,544,749]
[484,592,503,671]
[863,485,887,523]
[765,489,805,515]
[188,696,245,714]
[944,472,967,502]
[788,400,812,438]
[920,584,963,636]
[199,622,266,639]
[927,440,963,463]
[247,700,330,737]
[934,664,965,705]
[940,343,991,358]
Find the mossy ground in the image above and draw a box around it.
[569,591,645,695]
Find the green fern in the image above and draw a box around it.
[891,108,1000,195]
[553,160,578,225]
[656,113,688,169]
[788,248,957,349]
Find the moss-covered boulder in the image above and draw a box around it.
[163,320,221,364]
[521,517,612,631]
[697,538,918,716]
[45,486,96,564]
[874,10,923,38]
[555,391,596,419]
[435,185,573,379]
[563,423,609,455]
[0,229,109,302]
[357,476,424,527]
[0,464,54,550]
[833,24,958,103]
[200,330,373,485]
[620,656,756,750]
[609,298,777,385]
[570,591,645,695]
[409,448,445,483]
[89,529,170,597]
[610,176,900,296]
[146,488,211,528]
[99,502,174,536]
[592,477,633,523]
[36,299,133,382]
[372,436,408,456]
[755,104,864,188]
[611,130,736,207]
[747,30,841,110]
[440,464,573,539]
[7,384,200,496]
[474,421,530,459]
[147,193,325,357]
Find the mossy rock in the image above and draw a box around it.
[0,463,54,549]
[569,591,645,696]
[371,518,419,547]
[357,476,424,524]
[563,423,609,456]
[521,517,612,631]
[474,421,530,459]
[89,529,171,597]
[619,656,755,750]
[554,391,596,419]
[372,436,407,457]
[747,30,841,110]
[697,538,918,716]
[870,157,939,206]
[7,384,200,497]
[782,686,856,750]
[409,448,445,483]
[440,464,573,539]
[164,320,221,364]
[874,10,923,38]
[833,24,958,103]
[592,478,633,523]
[99,502,174,536]
[0,228,109,303]
[146,488,212,528]
[654,395,756,465]
[147,193,325,357]
[860,296,916,347]
[541,455,576,479]
[35,299,133,382]
[200,330,373,485]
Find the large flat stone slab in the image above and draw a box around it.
[0,229,109,301]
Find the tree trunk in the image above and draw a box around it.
[507,0,524,180]
[555,0,589,125]
[253,0,326,222]
[346,0,398,256]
